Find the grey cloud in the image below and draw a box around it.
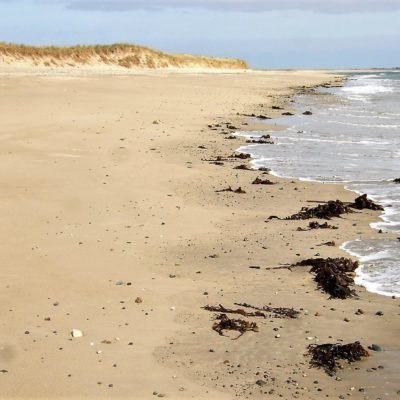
[58,0,400,13]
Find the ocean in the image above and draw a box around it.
[239,71,400,297]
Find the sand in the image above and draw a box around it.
[0,69,398,400]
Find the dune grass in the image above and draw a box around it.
[0,42,248,70]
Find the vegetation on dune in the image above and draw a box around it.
[0,42,248,69]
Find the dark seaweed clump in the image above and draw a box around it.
[308,342,369,376]
[295,257,359,299]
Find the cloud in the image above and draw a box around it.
[56,0,400,13]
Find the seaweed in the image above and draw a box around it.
[308,342,369,376]
[350,194,384,211]
[234,164,252,171]
[203,304,266,318]
[252,177,275,185]
[215,186,246,194]
[235,302,300,319]
[308,221,338,230]
[246,139,274,144]
[295,257,359,299]
[297,221,339,231]
[258,167,271,173]
[212,314,259,338]
[285,200,352,220]
[231,153,251,159]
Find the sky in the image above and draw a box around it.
[0,0,399,68]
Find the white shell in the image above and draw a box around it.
[71,329,83,338]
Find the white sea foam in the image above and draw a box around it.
[342,83,393,95]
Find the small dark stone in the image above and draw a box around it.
[368,344,382,352]
[376,311,384,316]
[256,379,267,386]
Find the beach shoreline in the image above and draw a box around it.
[0,69,398,399]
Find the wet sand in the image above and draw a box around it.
[0,70,398,399]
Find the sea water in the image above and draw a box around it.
[239,71,400,296]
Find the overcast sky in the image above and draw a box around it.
[1,0,399,68]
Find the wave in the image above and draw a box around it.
[341,85,393,95]
[327,120,399,129]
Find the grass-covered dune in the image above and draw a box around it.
[0,42,248,70]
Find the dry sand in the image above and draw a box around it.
[0,69,398,400]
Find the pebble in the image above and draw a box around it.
[368,344,382,352]
[135,297,143,304]
[71,329,83,338]
[256,379,267,386]
[275,334,281,338]
[376,311,384,316]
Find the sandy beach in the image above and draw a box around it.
[0,69,399,400]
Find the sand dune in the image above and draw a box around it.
[0,42,247,71]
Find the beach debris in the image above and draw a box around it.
[212,313,259,338]
[204,155,227,162]
[233,164,252,170]
[71,329,83,338]
[317,241,336,247]
[282,112,294,116]
[231,152,251,159]
[203,304,266,318]
[246,139,274,144]
[234,302,300,319]
[307,221,338,230]
[258,167,271,172]
[152,119,161,125]
[303,111,313,115]
[294,257,359,299]
[211,161,224,166]
[135,297,143,304]
[215,186,246,194]
[307,342,369,376]
[239,113,271,120]
[285,200,352,220]
[272,105,283,110]
[224,135,237,140]
[393,178,400,183]
[350,194,384,211]
[276,195,381,221]
[252,177,275,185]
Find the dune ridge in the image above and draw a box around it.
[0,42,248,70]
